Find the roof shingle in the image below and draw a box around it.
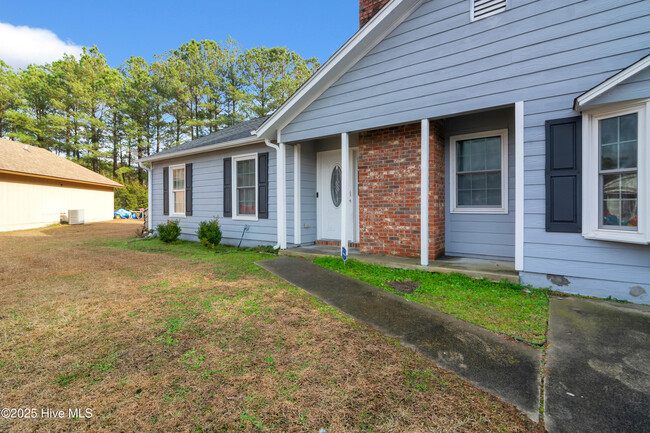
[0,138,122,188]
[147,116,269,159]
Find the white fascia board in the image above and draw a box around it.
[254,0,425,140]
[574,53,650,112]
[138,136,262,163]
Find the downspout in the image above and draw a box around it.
[138,161,153,232]
[265,139,287,249]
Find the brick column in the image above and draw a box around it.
[358,121,445,259]
[429,120,445,259]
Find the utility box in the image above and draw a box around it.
[68,209,85,225]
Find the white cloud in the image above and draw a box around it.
[0,21,83,69]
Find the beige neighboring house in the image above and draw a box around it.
[0,138,123,232]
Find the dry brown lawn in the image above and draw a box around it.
[0,221,544,432]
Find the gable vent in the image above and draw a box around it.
[471,0,507,21]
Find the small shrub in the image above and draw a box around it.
[197,217,222,248]
[157,220,181,243]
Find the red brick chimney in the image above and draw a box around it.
[359,0,391,28]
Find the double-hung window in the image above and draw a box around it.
[170,164,185,216]
[599,113,638,229]
[232,154,258,220]
[583,102,648,244]
[450,129,509,214]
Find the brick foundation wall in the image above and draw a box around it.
[359,0,391,27]
[358,121,445,259]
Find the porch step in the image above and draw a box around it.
[315,239,360,248]
[280,246,520,284]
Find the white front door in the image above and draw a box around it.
[317,149,358,242]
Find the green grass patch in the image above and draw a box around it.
[314,257,548,345]
[103,238,277,280]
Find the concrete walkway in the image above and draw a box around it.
[258,256,541,420]
[545,297,650,433]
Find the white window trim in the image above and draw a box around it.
[232,153,259,222]
[449,129,509,214]
[582,100,649,245]
[169,164,185,218]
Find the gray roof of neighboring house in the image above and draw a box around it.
[145,116,269,160]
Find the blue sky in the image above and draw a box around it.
[0,0,359,69]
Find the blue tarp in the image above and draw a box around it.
[114,208,131,219]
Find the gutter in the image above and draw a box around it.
[138,136,262,163]
[0,168,123,189]
[138,161,153,232]
[265,139,287,250]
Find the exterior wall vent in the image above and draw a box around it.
[69,209,85,225]
[471,0,507,21]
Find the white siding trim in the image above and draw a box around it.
[515,101,524,271]
[575,54,650,111]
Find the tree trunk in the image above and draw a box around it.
[137,137,143,185]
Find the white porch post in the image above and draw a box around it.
[515,101,525,271]
[278,140,287,250]
[267,130,288,250]
[341,132,349,257]
[420,119,430,266]
[293,143,302,245]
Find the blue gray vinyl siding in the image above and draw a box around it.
[281,0,650,142]
[582,64,650,109]
[286,145,296,246]
[280,0,650,301]
[151,142,292,247]
[300,143,318,244]
[444,108,515,260]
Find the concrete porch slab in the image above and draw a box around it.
[280,245,519,283]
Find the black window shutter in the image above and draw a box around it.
[163,166,169,216]
[258,152,269,219]
[546,117,581,232]
[223,158,232,217]
[185,163,193,216]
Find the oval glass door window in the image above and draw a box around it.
[330,165,342,207]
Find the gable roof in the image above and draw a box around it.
[574,53,650,111]
[139,116,269,163]
[0,138,122,188]
[254,0,425,141]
